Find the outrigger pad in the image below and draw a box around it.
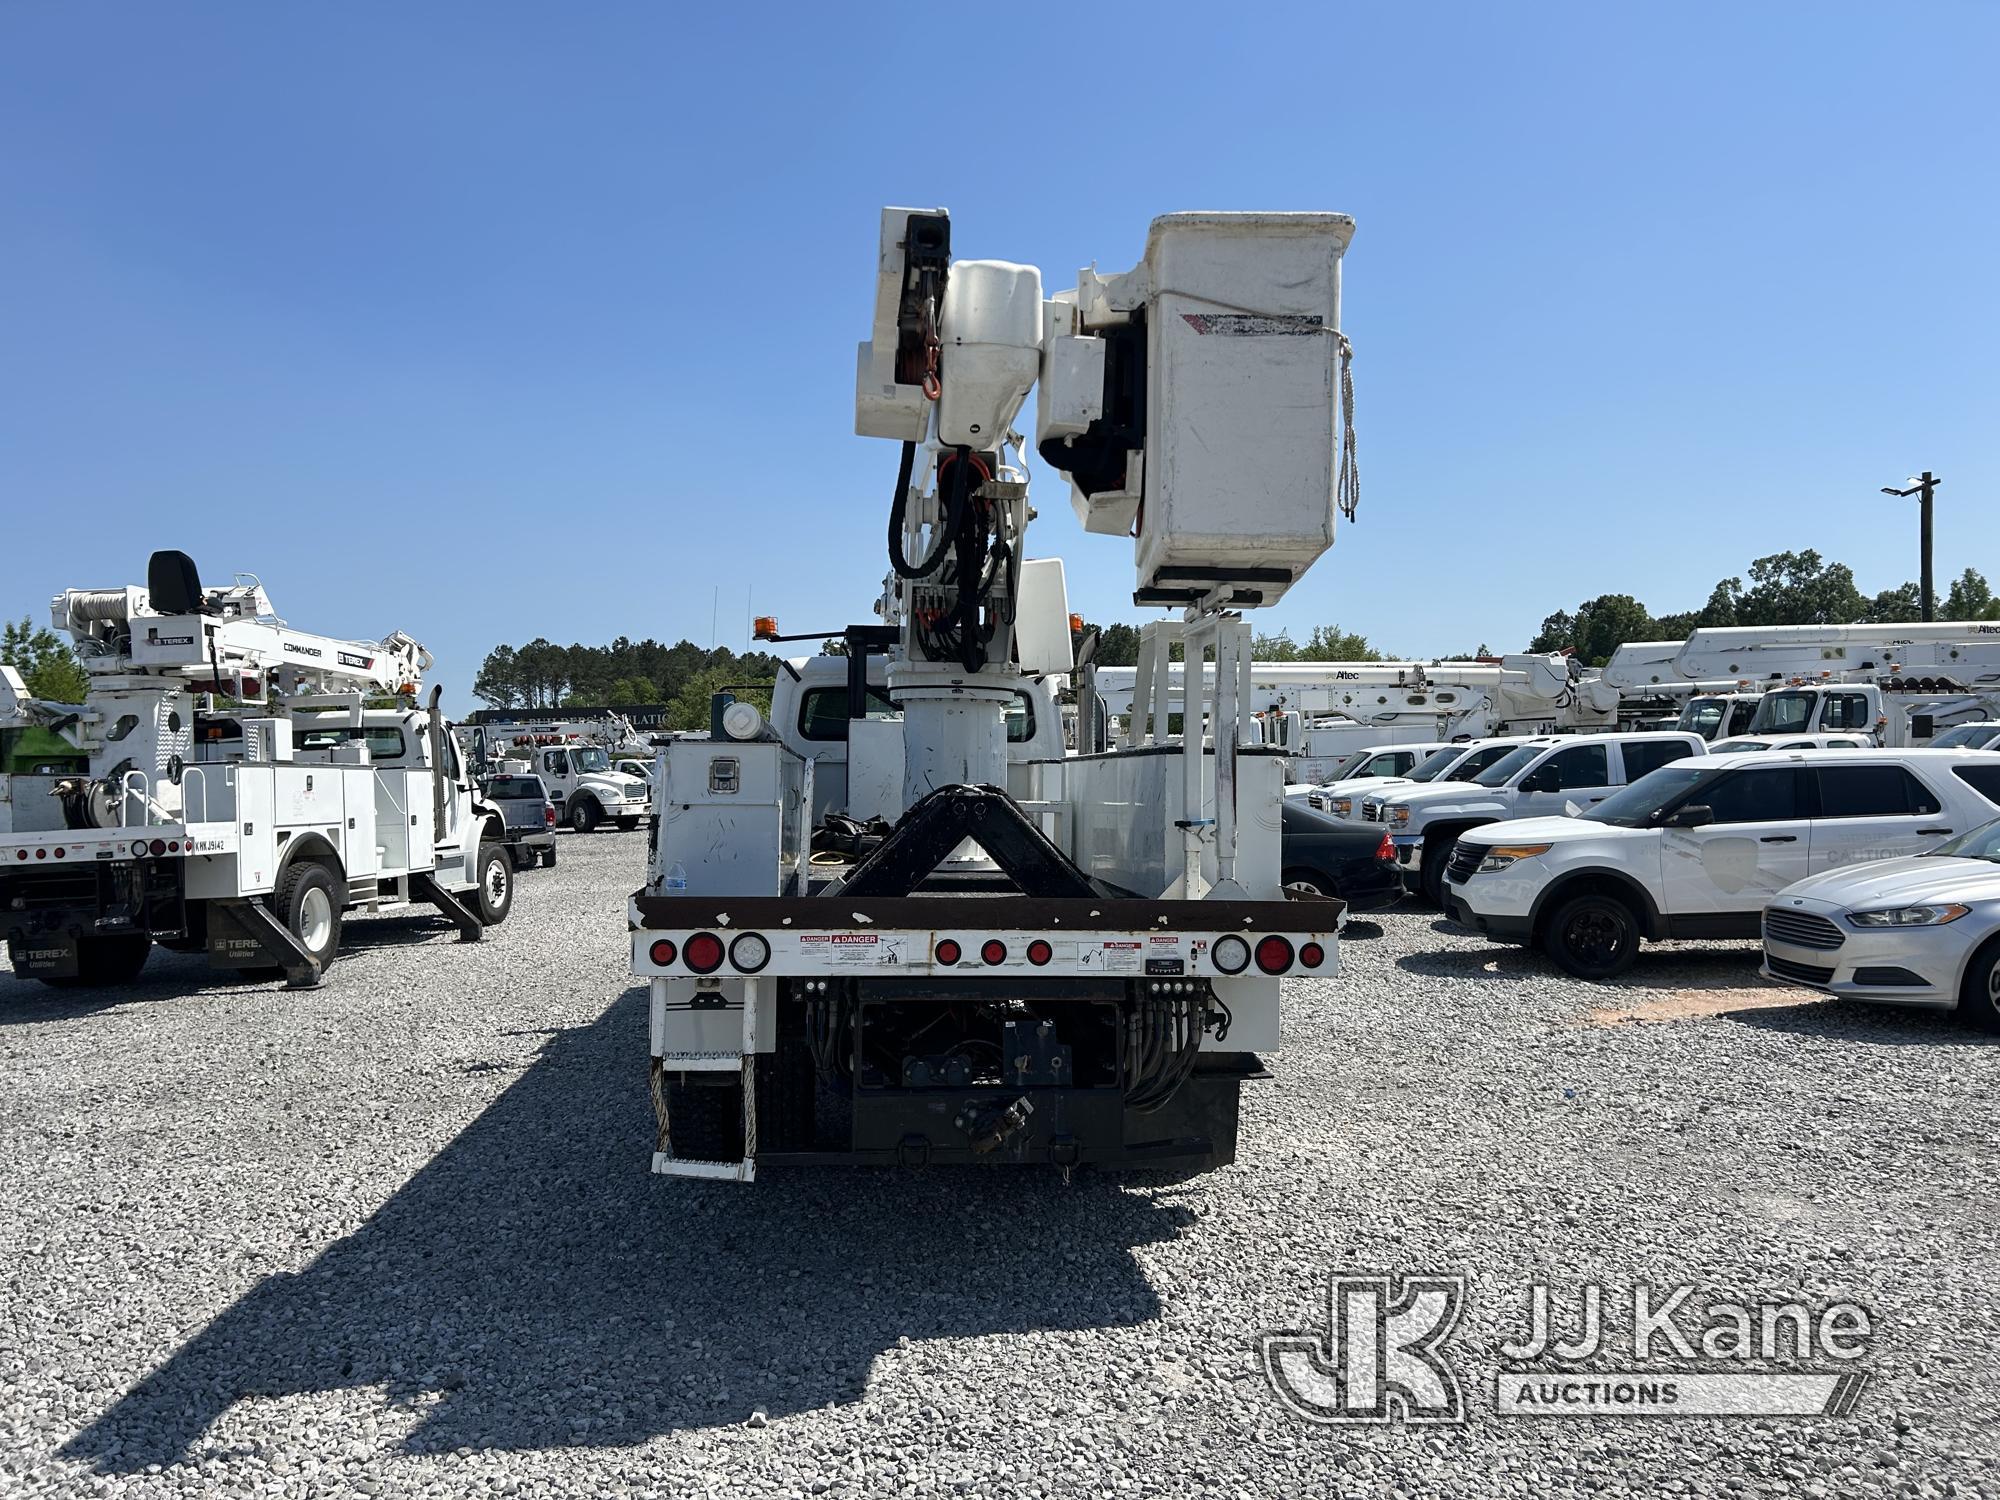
[838,783,1106,900]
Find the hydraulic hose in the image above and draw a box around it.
[888,441,965,581]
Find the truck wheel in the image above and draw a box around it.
[272,863,343,973]
[1955,938,2000,1033]
[1282,870,1337,900]
[1419,836,1454,908]
[665,1074,744,1162]
[568,797,601,833]
[473,841,514,926]
[1542,892,1640,980]
[616,817,640,832]
[35,934,153,989]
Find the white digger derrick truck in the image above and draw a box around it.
[1,551,514,990]
[630,207,1355,1178]
[465,714,651,831]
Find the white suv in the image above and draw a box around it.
[1445,749,2000,978]
[1284,742,1449,801]
[1368,731,1706,906]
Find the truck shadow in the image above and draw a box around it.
[60,986,1192,1471]
[1724,997,1999,1048]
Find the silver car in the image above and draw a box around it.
[1761,817,2000,1028]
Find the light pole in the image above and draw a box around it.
[1880,471,1942,620]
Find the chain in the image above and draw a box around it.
[1333,330,1359,523]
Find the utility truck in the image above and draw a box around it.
[1,552,513,990]
[470,716,652,831]
[630,206,1355,1178]
[1094,653,1618,781]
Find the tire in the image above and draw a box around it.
[1542,891,1641,980]
[472,841,514,926]
[665,1074,744,1162]
[1420,836,1453,909]
[33,933,153,989]
[271,862,343,973]
[616,817,640,832]
[1955,938,2000,1033]
[567,797,601,834]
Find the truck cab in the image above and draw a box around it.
[1676,692,1761,741]
[531,743,650,832]
[1747,682,2000,747]
[768,654,1065,823]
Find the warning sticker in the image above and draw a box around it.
[799,933,910,968]
[1085,940,1144,975]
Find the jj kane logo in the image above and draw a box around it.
[1260,1274,1873,1424]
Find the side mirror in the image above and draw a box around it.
[1521,770,1556,793]
[1662,804,1714,829]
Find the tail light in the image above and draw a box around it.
[935,939,962,966]
[649,938,678,966]
[1376,831,1394,861]
[1254,936,1294,974]
[1210,934,1250,975]
[729,933,771,973]
[684,932,725,974]
[1026,939,1053,967]
[149,838,167,855]
[981,939,1008,966]
[1300,941,1326,969]
[545,807,556,826]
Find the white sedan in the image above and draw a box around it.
[1762,817,2000,1029]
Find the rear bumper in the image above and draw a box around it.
[1343,860,1406,912]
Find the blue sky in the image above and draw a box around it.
[3,3,1994,710]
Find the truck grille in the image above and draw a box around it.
[1445,841,1485,884]
[1307,792,1327,811]
[1762,908,1845,951]
[1766,954,1836,985]
[1362,802,1384,823]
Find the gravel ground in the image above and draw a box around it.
[3,830,1997,1498]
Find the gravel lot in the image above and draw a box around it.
[3,830,1997,1498]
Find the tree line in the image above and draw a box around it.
[1529,552,2000,667]
[472,636,784,730]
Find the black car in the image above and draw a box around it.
[1280,800,1403,911]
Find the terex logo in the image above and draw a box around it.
[284,642,324,658]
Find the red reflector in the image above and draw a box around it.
[684,932,725,974]
[981,939,1007,966]
[935,939,961,966]
[1300,942,1325,969]
[649,938,678,967]
[167,841,179,853]
[53,847,65,859]
[14,850,24,861]
[1376,831,1394,861]
[1027,939,1053,967]
[1255,936,1294,974]
[149,839,166,856]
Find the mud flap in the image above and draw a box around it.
[411,873,483,942]
[207,899,324,989]
[7,934,80,980]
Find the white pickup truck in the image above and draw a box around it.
[1363,731,1707,905]
[1304,736,1528,819]
[1444,748,2000,977]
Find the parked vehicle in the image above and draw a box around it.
[1927,721,2000,751]
[1285,741,1450,801]
[1708,734,1869,754]
[1366,731,1707,906]
[1279,802,1402,911]
[480,773,558,870]
[1306,736,1529,817]
[1760,816,2000,1027]
[1444,749,2000,978]
[1676,692,1762,742]
[615,757,656,784]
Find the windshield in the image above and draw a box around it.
[1929,817,2000,862]
[1318,750,1372,785]
[1677,700,1726,736]
[1406,747,1462,783]
[1929,723,2000,749]
[1749,691,1814,734]
[1582,766,1713,827]
[1473,745,1542,787]
[1709,739,1771,754]
[573,747,611,773]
